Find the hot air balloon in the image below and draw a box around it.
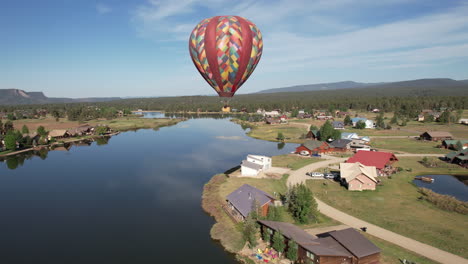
[189,16,263,98]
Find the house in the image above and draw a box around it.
[298,110,305,115]
[264,110,280,117]
[419,131,454,141]
[306,130,320,140]
[296,140,331,155]
[265,117,280,125]
[332,121,345,130]
[280,115,288,123]
[225,184,275,221]
[68,125,94,137]
[240,155,272,176]
[351,118,375,129]
[417,114,425,122]
[316,115,334,121]
[371,108,380,113]
[329,139,352,152]
[48,129,70,140]
[459,118,468,125]
[222,106,231,112]
[445,149,468,168]
[441,140,468,150]
[336,111,351,117]
[258,220,381,264]
[347,151,398,176]
[350,139,371,150]
[340,162,378,191]
[341,132,360,140]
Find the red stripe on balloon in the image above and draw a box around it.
[204,16,224,96]
[231,16,253,95]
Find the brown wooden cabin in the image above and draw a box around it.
[419,131,453,141]
[258,220,381,264]
[225,184,275,222]
[296,140,331,155]
[306,130,319,140]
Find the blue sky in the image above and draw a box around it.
[1,0,468,98]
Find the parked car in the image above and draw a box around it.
[312,153,321,157]
[324,173,334,179]
[307,172,324,177]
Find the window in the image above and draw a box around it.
[306,251,315,260]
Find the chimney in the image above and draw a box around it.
[248,192,252,199]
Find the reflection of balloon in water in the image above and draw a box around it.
[189,16,263,98]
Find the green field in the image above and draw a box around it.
[365,234,438,264]
[272,155,321,170]
[247,124,307,143]
[306,157,468,258]
[342,128,417,136]
[371,138,452,154]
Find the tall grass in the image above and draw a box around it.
[418,188,468,215]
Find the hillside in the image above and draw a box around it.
[0,89,120,105]
[257,78,467,94]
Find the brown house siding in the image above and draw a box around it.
[357,253,380,264]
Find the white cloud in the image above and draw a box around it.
[96,3,112,14]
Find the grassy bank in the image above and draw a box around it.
[12,116,183,133]
[371,138,451,154]
[306,157,468,258]
[342,128,417,136]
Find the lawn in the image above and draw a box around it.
[364,234,438,264]
[247,124,307,143]
[306,157,468,258]
[404,122,468,138]
[371,138,452,154]
[272,155,321,170]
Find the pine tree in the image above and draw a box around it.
[344,115,352,126]
[356,120,366,129]
[286,240,298,262]
[272,230,285,253]
[390,115,398,124]
[288,184,318,224]
[21,125,29,134]
[243,214,258,249]
[456,140,463,151]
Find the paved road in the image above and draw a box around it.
[396,153,445,157]
[287,154,467,264]
[316,199,468,264]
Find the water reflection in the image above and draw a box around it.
[0,137,111,170]
[0,118,295,264]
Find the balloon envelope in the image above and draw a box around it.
[189,16,263,97]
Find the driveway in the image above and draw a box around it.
[286,157,347,187]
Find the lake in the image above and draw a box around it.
[413,175,468,201]
[0,117,295,264]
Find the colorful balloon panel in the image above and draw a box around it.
[189,16,263,97]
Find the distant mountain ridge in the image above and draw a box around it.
[0,89,120,105]
[257,78,467,94]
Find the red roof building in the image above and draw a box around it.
[346,151,398,176]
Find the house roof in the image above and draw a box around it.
[303,236,353,257]
[329,139,352,149]
[341,133,359,139]
[48,129,68,137]
[347,151,398,169]
[226,184,274,218]
[332,121,345,128]
[259,221,380,259]
[258,220,318,246]
[241,160,263,170]
[422,131,453,138]
[445,151,459,160]
[340,162,377,183]
[326,228,381,258]
[351,117,367,122]
[308,130,319,136]
[303,140,328,150]
[443,140,468,146]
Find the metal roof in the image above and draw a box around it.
[226,184,274,218]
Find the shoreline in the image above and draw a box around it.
[1,118,184,158]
